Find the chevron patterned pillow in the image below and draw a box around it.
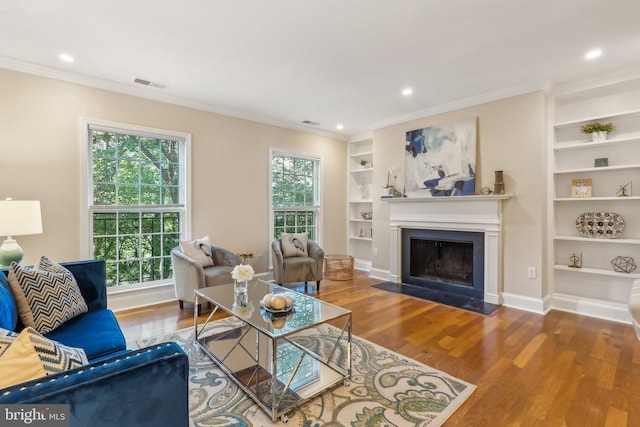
[7,257,88,334]
[0,326,88,389]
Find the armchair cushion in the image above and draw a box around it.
[7,257,88,334]
[0,327,88,389]
[281,232,308,257]
[180,235,214,267]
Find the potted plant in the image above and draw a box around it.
[360,159,370,168]
[580,122,615,142]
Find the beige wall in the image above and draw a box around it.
[371,91,548,301]
[0,68,347,275]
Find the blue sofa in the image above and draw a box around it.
[0,260,190,427]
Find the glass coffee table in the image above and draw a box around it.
[194,279,352,423]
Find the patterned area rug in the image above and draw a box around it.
[138,319,475,426]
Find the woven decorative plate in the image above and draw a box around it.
[575,212,624,239]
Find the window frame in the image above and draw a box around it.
[81,118,191,292]
[269,148,322,247]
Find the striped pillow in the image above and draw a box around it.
[0,327,88,389]
[8,257,88,334]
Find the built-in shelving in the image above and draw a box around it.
[348,139,374,271]
[550,77,640,322]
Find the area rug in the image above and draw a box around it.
[138,318,475,426]
[372,281,500,315]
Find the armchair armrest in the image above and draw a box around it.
[271,240,285,284]
[0,342,189,427]
[307,240,325,277]
[171,249,206,303]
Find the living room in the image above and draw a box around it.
[1,1,640,426]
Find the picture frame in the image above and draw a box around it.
[571,178,592,198]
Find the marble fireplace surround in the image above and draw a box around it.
[386,195,511,305]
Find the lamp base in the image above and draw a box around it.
[0,238,24,268]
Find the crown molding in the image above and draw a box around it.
[347,131,373,143]
[370,80,549,131]
[0,57,348,142]
[549,66,640,98]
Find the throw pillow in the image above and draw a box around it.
[0,327,18,358]
[0,327,88,389]
[180,236,214,267]
[7,257,89,334]
[280,232,308,258]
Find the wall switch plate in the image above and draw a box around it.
[527,267,536,279]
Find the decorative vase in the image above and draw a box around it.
[234,279,248,295]
[591,131,607,142]
[494,170,505,195]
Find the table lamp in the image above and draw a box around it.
[0,198,43,267]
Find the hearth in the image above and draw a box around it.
[401,228,484,299]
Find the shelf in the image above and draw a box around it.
[554,109,640,128]
[554,196,640,202]
[553,264,640,279]
[349,199,372,204]
[349,236,372,241]
[349,151,373,159]
[350,167,373,174]
[554,134,640,151]
[350,218,372,223]
[554,235,640,245]
[554,164,640,174]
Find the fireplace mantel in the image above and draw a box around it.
[384,195,511,305]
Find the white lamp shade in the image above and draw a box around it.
[0,200,43,237]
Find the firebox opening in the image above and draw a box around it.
[402,228,484,300]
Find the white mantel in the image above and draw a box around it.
[385,195,511,305]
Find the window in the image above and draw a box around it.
[85,120,189,289]
[271,152,320,241]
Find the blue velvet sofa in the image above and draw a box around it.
[0,260,190,427]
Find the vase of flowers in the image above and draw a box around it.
[231,264,254,295]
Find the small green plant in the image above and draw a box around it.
[580,122,615,134]
[360,159,369,167]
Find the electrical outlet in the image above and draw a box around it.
[527,267,536,279]
[373,247,379,257]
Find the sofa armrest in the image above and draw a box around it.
[62,259,107,311]
[0,342,189,427]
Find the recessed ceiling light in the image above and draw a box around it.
[585,49,602,60]
[402,87,413,96]
[336,124,344,130]
[59,53,75,63]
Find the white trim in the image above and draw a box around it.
[551,293,632,324]
[502,292,548,314]
[0,57,347,141]
[369,268,392,282]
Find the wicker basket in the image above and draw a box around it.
[324,254,354,280]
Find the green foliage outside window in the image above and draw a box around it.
[91,130,183,287]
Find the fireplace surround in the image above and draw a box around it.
[386,195,510,305]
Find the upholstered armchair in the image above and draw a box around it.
[170,245,241,311]
[271,238,324,291]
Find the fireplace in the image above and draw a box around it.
[386,196,509,305]
[402,228,484,299]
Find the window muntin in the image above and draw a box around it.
[89,126,186,289]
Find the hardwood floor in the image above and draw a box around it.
[116,271,640,426]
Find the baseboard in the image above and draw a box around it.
[501,292,547,314]
[551,293,632,324]
[109,283,176,312]
[354,258,372,272]
[369,268,391,282]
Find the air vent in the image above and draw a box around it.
[134,78,166,89]
[302,120,320,126]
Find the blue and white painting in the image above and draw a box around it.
[404,118,477,197]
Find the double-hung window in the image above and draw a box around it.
[85,120,190,289]
[271,151,320,241]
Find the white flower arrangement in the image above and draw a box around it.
[231,264,254,281]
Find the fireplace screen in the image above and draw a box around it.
[410,239,473,287]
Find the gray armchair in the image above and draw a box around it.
[271,239,324,291]
[170,245,241,311]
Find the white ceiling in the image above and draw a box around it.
[1,0,640,140]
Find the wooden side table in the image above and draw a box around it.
[324,254,354,280]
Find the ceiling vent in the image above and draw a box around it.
[302,120,320,126]
[134,78,166,89]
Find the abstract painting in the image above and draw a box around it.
[404,118,477,197]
